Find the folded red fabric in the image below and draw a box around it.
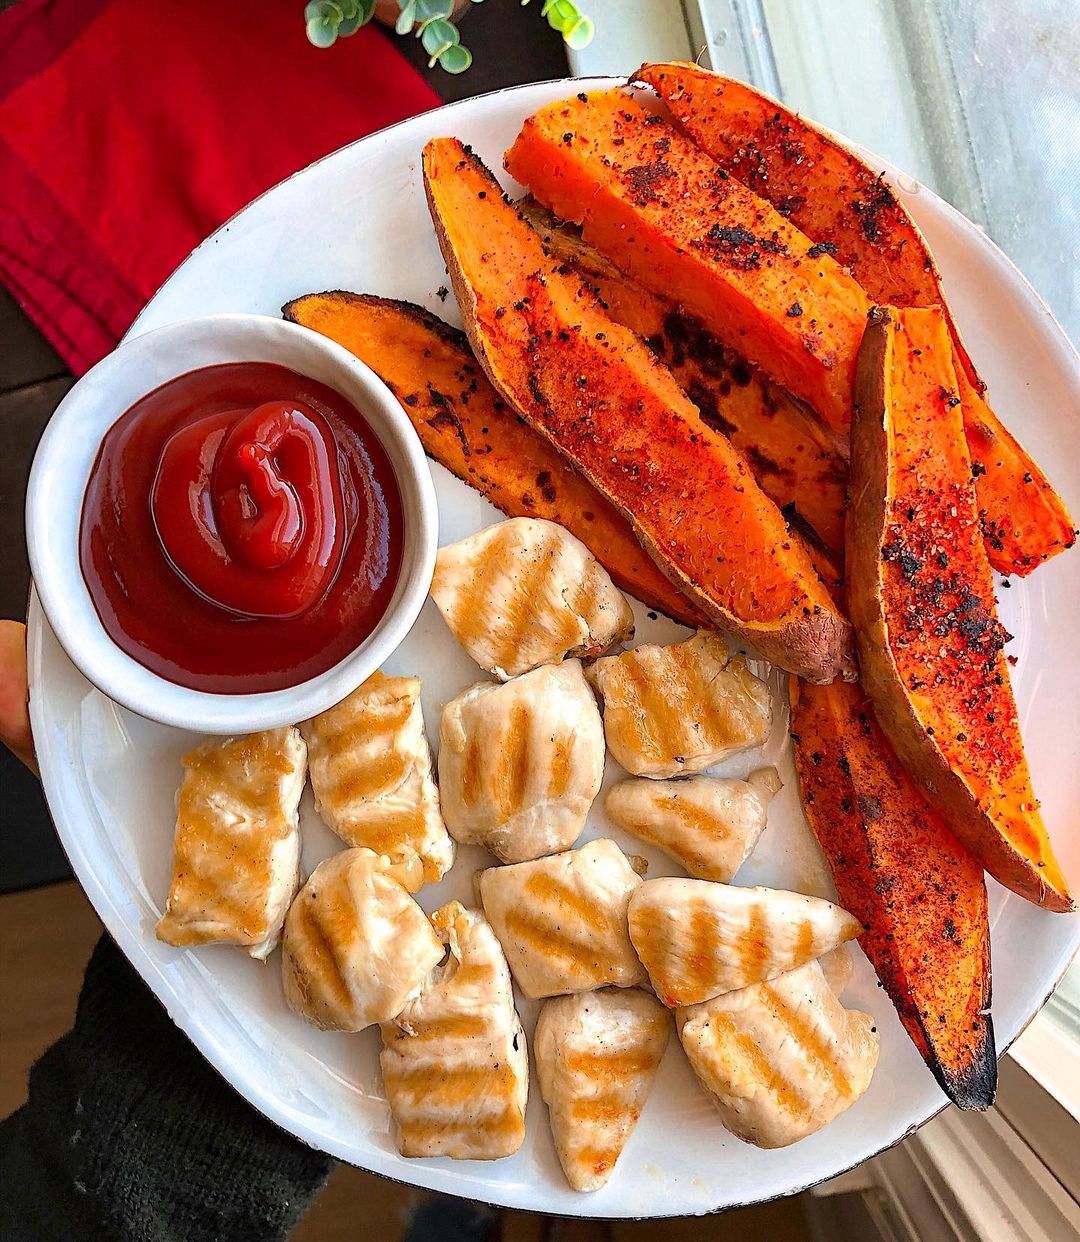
[0,0,441,374]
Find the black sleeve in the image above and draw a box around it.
[1,934,332,1242]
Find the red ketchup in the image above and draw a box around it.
[80,362,404,694]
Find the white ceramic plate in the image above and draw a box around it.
[27,77,1080,1217]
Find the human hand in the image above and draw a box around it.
[0,620,36,773]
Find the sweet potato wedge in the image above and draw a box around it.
[635,62,1075,576]
[504,89,871,443]
[848,306,1073,911]
[790,677,995,1109]
[424,138,854,682]
[518,198,848,563]
[283,291,707,627]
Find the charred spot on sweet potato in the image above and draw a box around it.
[425,136,854,681]
[282,289,706,627]
[848,305,1073,912]
[791,677,996,1109]
[634,61,1074,577]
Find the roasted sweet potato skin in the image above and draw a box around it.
[848,307,1073,911]
[790,677,995,1110]
[283,291,707,627]
[424,137,854,682]
[504,90,871,442]
[635,62,1075,577]
[519,199,848,564]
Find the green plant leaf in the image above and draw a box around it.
[546,0,578,29]
[395,0,417,34]
[306,14,339,46]
[563,13,593,48]
[438,42,473,73]
[305,0,342,21]
[414,0,453,20]
[421,16,459,56]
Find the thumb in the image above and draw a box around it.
[0,621,37,774]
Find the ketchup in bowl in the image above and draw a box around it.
[80,362,404,694]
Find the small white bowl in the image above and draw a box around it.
[26,314,438,734]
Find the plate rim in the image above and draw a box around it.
[27,73,1080,1217]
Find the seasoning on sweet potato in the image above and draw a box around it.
[423,137,855,683]
[283,291,707,628]
[504,89,871,444]
[790,677,996,1110]
[518,199,848,561]
[634,62,1075,577]
[848,306,1073,911]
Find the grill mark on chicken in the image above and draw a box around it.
[564,1049,663,1077]
[759,982,853,1097]
[794,918,816,963]
[675,796,732,843]
[460,729,485,809]
[569,1094,637,1124]
[492,541,551,672]
[617,657,666,762]
[495,702,532,822]
[676,903,717,1002]
[166,849,266,935]
[325,750,409,807]
[574,1146,621,1178]
[442,535,513,669]
[353,806,428,858]
[708,1013,812,1121]
[525,873,610,932]
[293,901,354,1013]
[388,1011,492,1043]
[448,960,498,988]
[501,908,603,974]
[383,1063,519,1108]
[397,1105,525,1151]
[317,698,414,760]
[549,734,573,800]
[737,902,770,981]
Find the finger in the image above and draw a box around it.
[0,620,37,774]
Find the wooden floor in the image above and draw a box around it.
[1,881,811,1241]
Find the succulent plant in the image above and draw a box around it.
[304,0,593,74]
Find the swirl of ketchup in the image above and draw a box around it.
[79,362,404,694]
[150,400,348,619]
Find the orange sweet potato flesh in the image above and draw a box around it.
[518,198,848,566]
[848,306,1073,911]
[635,63,1075,577]
[424,138,854,682]
[790,677,996,1110]
[283,291,707,628]
[504,89,871,445]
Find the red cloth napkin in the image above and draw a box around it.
[0,0,441,374]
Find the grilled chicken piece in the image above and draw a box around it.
[678,959,879,1147]
[479,838,646,999]
[535,988,670,1191]
[439,661,605,863]
[301,671,453,884]
[381,902,528,1160]
[156,727,306,960]
[819,945,855,997]
[430,517,635,680]
[586,632,772,778]
[628,879,860,1007]
[605,768,781,881]
[282,849,441,1032]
